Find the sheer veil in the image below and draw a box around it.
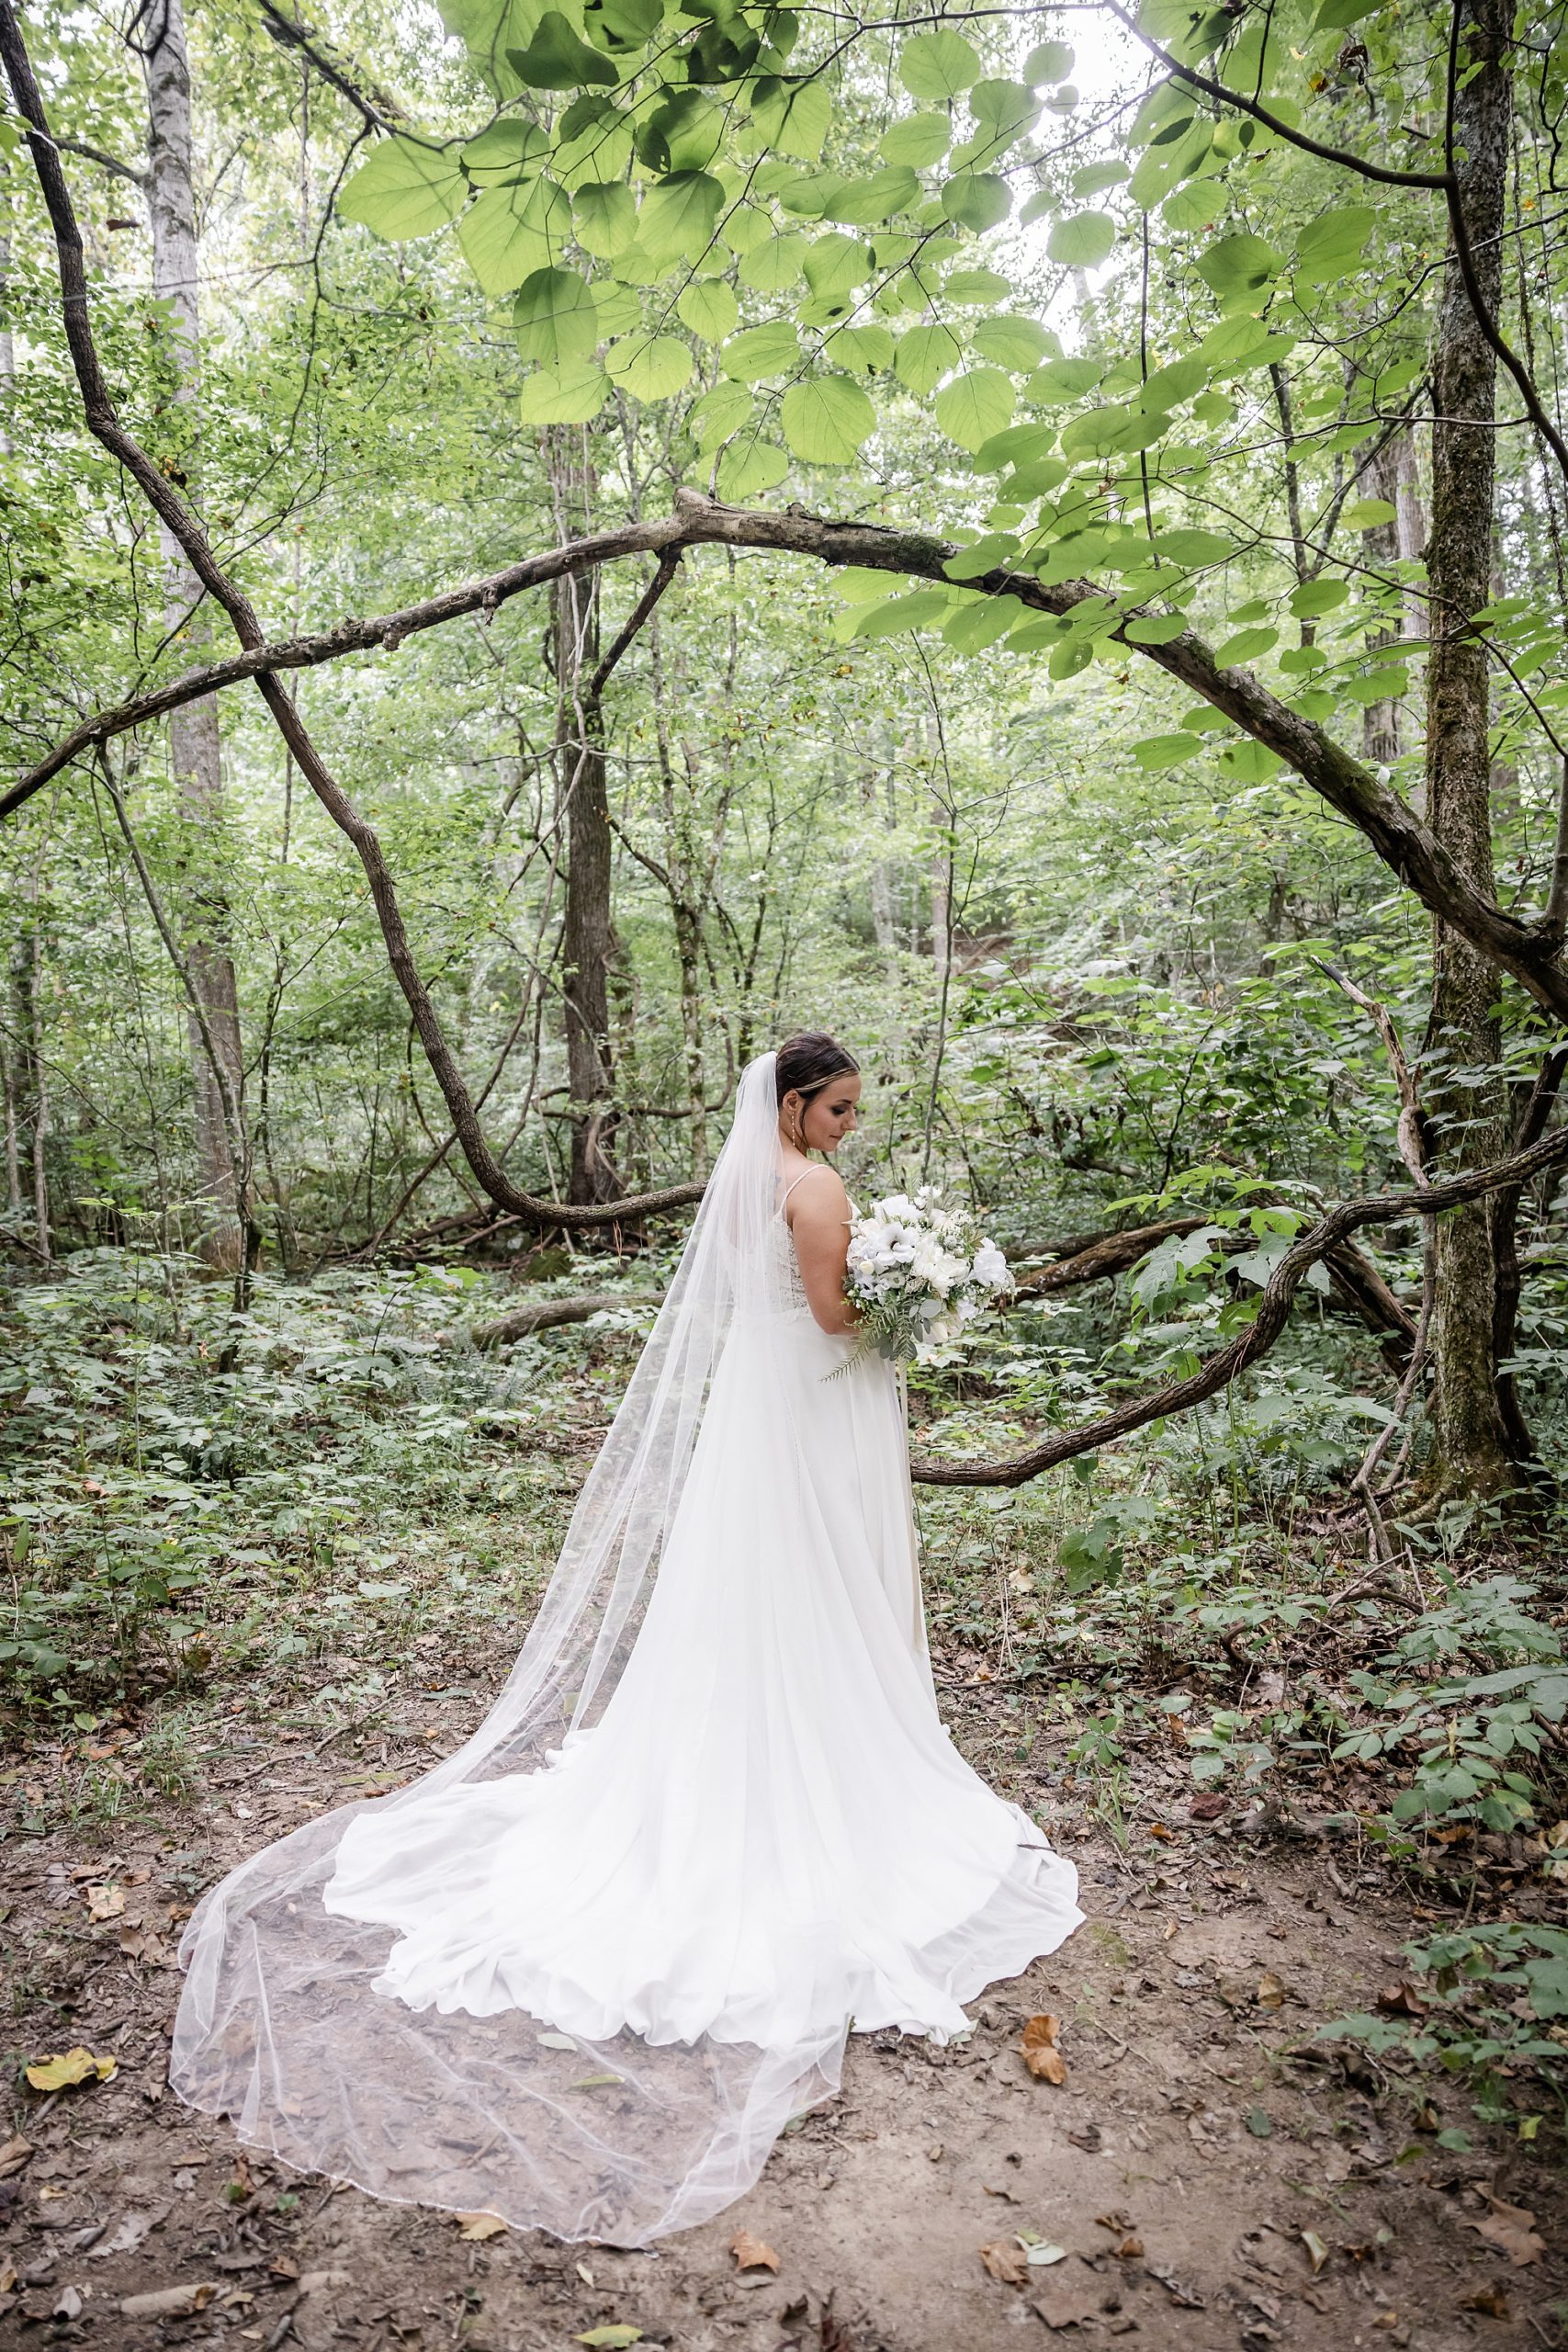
[172,1050,826,2244]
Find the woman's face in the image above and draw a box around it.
[783,1072,861,1154]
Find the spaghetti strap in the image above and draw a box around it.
[778,1168,818,1214]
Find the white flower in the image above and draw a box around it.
[973,1239,1010,1292]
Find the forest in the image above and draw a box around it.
[3,0,1568,2340]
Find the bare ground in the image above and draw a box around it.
[2,1641,1563,2352]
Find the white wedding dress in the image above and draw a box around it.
[171,1054,1082,2244]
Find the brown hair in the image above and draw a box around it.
[775,1032,860,1107]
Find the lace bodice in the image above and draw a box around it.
[768,1211,812,1313]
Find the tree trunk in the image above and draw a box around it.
[140,0,245,1270]
[1420,0,1516,1500]
[1361,424,1423,770]
[552,554,620,1206]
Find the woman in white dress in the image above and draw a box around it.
[171,1037,1083,2245]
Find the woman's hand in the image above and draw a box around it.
[786,1166,860,1335]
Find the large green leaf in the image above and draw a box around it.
[1154,527,1236,565]
[943,264,1010,304]
[1028,356,1102,402]
[738,232,807,291]
[943,594,1025,651]
[689,378,752,451]
[461,119,552,185]
[719,322,801,380]
[826,323,896,374]
[338,137,467,238]
[518,360,610,423]
[1022,38,1073,84]
[751,75,832,161]
[1162,178,1225,232]
[606,334,694,399]
[507,10,619,85]
[781,374,875,463]
[853,587,958,637]
[899,29,981,99]
[676,279,739,339]
[573,179,636,256]
[1133,732,1203,771]
[457,175,573,294]
[1195,231,1281,303]
[1046,210,1116,267]
[942,175,1011,232]
[971,315,1051,371]
[716,437,789,497]
[880,114,950,168]
[827,167,921,226]
[895,322,961,396]
[802,232,872,300]
[1213,624,1279,666]
[934,367,1014,452]
[513,266,600,363]
[1294,205,1375,286]
[637,170,722,264]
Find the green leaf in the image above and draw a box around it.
[457,175,573,295]
[971,315,1051,371]
[1124,612,1188,644]
[461,119,552,184]
[899,28,981,99]
[942,265,1010,304]
[1141,356,1208,407]
[507,10,620,86]
[518,360,610,423]
[1059,401,1168,458]
[605,334,693,399]
[1046,210,1116,267]
[337,137,467,238]
[1022,38,1073,84]
[513,266,600,363]
[1295,204,1375,286]
[895,322,961,396]
[1220,740,1284,783]
[716,436,789,496]
[781,373,875,463]
[752,75,832,161]
[942,174,1012,232]
[574,2330,644,2349]
[1213,625,1278,666]
[573,178,637,256]
[637,169,722,264]
[853,587,958,637]
[803,232,872,300]
[582,0,664,51]
[880,113,950,167]
[934,367,1014,453]
[738,232,807,291]
[1161,178,1225,231]
[942,593,1025,651]
[828,166,921,225]
[689,378,752,450]
[1152,527,1235,566]
[825,322,895,374]
[1133,732,1202,771]
[719,321,800,380]
[1289,577,1350,617]
[1028,356,1101,401]
[1342,496,1397,530]
[1195,231,1281,302]
[676,277,739,338]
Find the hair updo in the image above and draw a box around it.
[774,1032,860,1108]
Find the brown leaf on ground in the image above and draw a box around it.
[24,2048,116,2093]
[1376,1981,1427,2018]
[1146,2264,1205,2309]
[119,2282,220,2319]
[1301,2230,1329,2277]
[1020,2014,1067,2084]
[85,1883,126,1921]
[728,2231,780,2274]
[1460,2286,1510,2319]
[0,2138,33,2179]
[455,2212,507,2241]
[1256,1969,1289,2009]
[1029,2264,1102,2331]
[1467,2199,1545,2267]
[980,2240,1030,2287]
[87,2207,168,2258]
[1189,1792,1229,1821]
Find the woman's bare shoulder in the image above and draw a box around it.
[785,1162,849,1225]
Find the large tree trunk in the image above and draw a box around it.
[140,0,245,1270]
[1419,0,1516,1500]
[552,550,621,1207]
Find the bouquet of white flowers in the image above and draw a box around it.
[838,1187,1013,1371]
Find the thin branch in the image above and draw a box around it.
[253,0,405,130]
[587,547,682,702]
[53,134,148,188]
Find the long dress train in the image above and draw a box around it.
[171,1055,1083,2244]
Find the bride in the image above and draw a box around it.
[172,1036,1083,2244]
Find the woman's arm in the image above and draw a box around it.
[787,1167,859,1335]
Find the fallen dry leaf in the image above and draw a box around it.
[1020,2014,1067,2085]
[980,2240,1030,2288]
[1376,1981,1427,2018]
[86,1883,126,1922]
[1189,1792,1229,1821]
[729,2232,780,2274]
[1256,1969,1288,2009]
[0,2137,33,2179]
[1029,2267,1101,2331]
[454,2212,507,2242]
[25,2047,117,2093]
[1301,2229,1329,2277]
[120,2282,220,2319]
[1467,2198,1545,2267]
[1146,2264,1205,2309]
[1460,2286,1510,2319]
[573,2331,644,2350]
[88,2208,168,2259]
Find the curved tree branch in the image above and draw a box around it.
[910,1120,1568,1487]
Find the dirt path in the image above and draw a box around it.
[3,1651,1563,2351]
